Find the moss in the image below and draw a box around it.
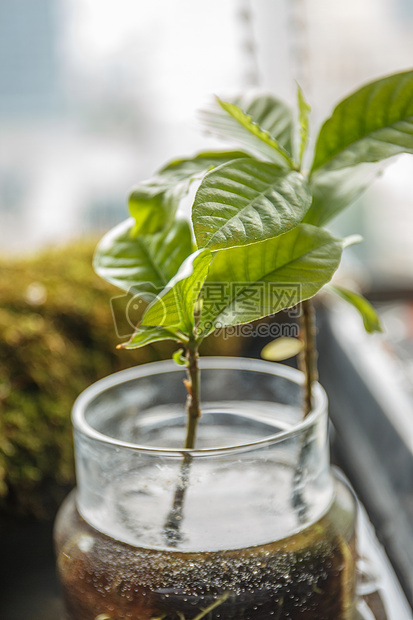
[0,240,241,519]
[0,241,163,518]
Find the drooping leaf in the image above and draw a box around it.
[297,84,311,167]
[93,217,193,294]
[327,285,383,333]
[141,249,212,333]
[261,337,304,361]
[199,224,342,336]
[311,69,413,172]
[304,163,386,226]
[200,97,295,168]
[192,159,311,250]
[129,151,248,235]
[124,326,182,350]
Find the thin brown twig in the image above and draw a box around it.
[293,298,318,522]
[298,298,318,416]
[163,342,201,546]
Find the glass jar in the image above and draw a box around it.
[54,357,358,620]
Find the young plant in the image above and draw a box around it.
[94,69,413,447]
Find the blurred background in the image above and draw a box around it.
[1,0,413,283]
[1,1,413,618]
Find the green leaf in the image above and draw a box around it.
[328,285,383,333]
[161,150,249,177]
[304,163,385,226]
[129,183,176,236]
[311,69,413,172]
[141,249,212,332]
[129,151,248,235]
[232,92,294,154]
[192,159,311,250]
[200,97,295,168]
[172,348,189,366]
[261,337,304,361]
[199,224,342,336]
[124,326,181,350]
[93,217,193,294]
[297,83,311,166]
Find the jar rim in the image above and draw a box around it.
[72,357,328,457]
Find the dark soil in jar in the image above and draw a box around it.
[55,494,357,620]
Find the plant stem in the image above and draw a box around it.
[298,298,318,416]
[163,341,201,546]
[293,298,318,522]
[184,343,201,449]
[163,452,192,546]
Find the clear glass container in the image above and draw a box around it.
[54,357,358,619]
